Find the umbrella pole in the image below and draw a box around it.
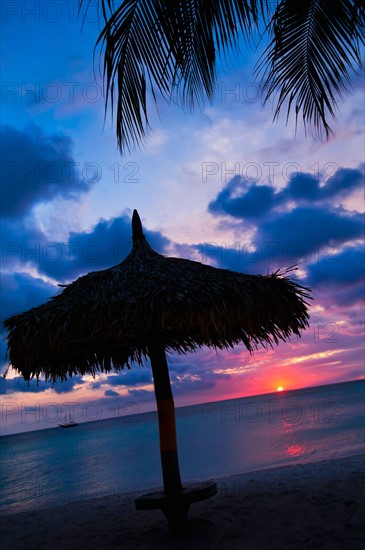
[137,342,217,533]
[148,341,183,495]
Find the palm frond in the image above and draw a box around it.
[79,1,268,153]
[157,1,264,109]
[96,1,175,152]
[79,0,363,150]
[256,0,365,139]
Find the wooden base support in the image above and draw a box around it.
[135,481,217,533]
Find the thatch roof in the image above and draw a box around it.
[4,210,311,381]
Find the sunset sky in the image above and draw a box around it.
[1,2,364,434]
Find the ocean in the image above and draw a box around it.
[1,379,364,515]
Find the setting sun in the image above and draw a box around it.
[277,386,284,392]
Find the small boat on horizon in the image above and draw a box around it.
[59,413,78,428]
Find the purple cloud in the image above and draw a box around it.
[1,124,91,218]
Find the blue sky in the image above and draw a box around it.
[1,1,364,434]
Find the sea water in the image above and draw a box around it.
[0,379,364,515]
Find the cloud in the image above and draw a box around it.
[1,218,48,271]
[1,124,91,219]
[1,211,171,283]
[284,166,364,203]
[0,271,57,321]
[128,388,151,397]
[104,389,120,397]
[0,271,58,368]
[206,166,364,272]
[0,375,84,394]
[194,208,363,277]
[208,165,364,222]
[208,176,279,219]
[257,206,364,259]
[172,374,216,394]
[284,172,321,201]
[90,369,152,389]
[37,213,170,281]
[307,245,365,286]
[306,244,365,306]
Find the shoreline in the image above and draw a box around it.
[1,453,364,549]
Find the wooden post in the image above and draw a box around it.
[148,342,183,495]
[137,341,217,532]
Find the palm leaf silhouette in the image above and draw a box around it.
[256,0,364,139]
[80,0,364,152]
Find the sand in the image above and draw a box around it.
[1,454,364,550]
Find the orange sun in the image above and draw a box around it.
[277,386,284,392]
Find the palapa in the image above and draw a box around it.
[4,209,311,532]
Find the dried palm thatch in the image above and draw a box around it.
[4,210,311,382]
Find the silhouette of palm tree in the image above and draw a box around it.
[80,1,364,153]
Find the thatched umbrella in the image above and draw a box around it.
[4,210,311,531]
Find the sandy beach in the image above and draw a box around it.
[1,454,364,550]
